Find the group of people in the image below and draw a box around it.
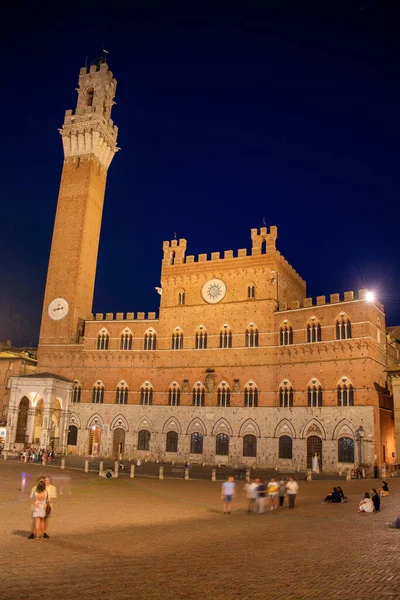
[221,475,299,514]
[321,481,390,514]
[17,446,57,464]
[28,475,57,539]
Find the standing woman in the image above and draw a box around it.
[31,481,48,539]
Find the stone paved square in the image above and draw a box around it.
[1,461,400,600]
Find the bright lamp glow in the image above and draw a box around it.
[365,291,375,302]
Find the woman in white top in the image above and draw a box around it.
[358,492,374,513]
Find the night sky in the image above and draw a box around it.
[1,1,399,347]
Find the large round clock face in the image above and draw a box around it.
[48,297,69,321]
[201,279,227,304]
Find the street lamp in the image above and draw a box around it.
[365,291,375,303]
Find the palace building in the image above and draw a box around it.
[5,61,400,472]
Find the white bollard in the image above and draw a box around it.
[211,469,216,481]
[307,468,312,481]
[114,463,119,478]
[41,456,46,466]
[184,468,189,480]
[3,453,7,461]
[84,459,89,473]
[346,468,351,481]
[246,468,251,482]
[99,461,104,475]
[130,464,135,479]
[159,466,164,480]
[61,458,65,470]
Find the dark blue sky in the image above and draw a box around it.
[1,1,399,346]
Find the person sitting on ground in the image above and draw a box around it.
[358,492,374,513]
[322,487,342,503]
[387,516,400,529]
[379,481,389,496]
[371,488,380,511]
[337,486,347,502]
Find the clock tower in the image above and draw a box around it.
[39,59,118,346]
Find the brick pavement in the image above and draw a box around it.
[1,461,399,600]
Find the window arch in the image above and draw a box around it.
[144,328,157,350]
[279,380,293,407]
[115,381,128,405]
[338,437,354,462]
[279,435,293,459]
[97,329,109,350]
[337,378,354,406]
[166,430,178,453]
[120,329,133,350]
[192,382,205,407]
[92,381,105,404]
[168,382,181,406]
[72,380,81,403]
[216,432,229,455]
[140,382,153,406]
[217,382,230,407]
[219,324,232,349]
[336,314,352,340]
[307,378,323,407]
[195,326,207,349]
[306,317,322,343]
[172,327,183,350]
[138,430,150,451]
[247,283,255,299]
[245,323,259,347]
[244,381,258,407]
[280,321,293,345]
[190,432,203,454]
[243,434,257,457]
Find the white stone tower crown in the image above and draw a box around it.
[59,60,119,170]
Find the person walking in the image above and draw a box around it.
[278,480,286,507]
[255,478,267,514]
[31,481,48,539]
[267,477,279,510]
[286,477,299,509]
[244,478,258,513]
[221,475,235,514]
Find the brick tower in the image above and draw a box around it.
[39,59,118,346]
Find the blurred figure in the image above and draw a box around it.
[379,481,389,496]
[358,492,374,513]
[255,478,267,514]
[221,475,235,514]
[386,516,400,529]
[371,488,380,511]
[267,477,279,510]
[43,477,57,538]
[278,479,286,508]
[322,487,342,503]
[286,477,299,509]
[31,481,48,539]
[244,477,258,513]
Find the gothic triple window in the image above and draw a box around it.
[166,431,178,453]
[190,432,203,454]
[172,328,184,350]
[307,318,322,343]
[244,382,258,407]
[72,381,81,403]
[140,383,153,406]
[217,383,230,407]
[120,330,133,350]
[92,381,105,404]
[336,314,352,340]
[116,382,129,405]
[168,383,181,406]
[97,330,109,350]
[192,383,205,407]
[279,381,294,407]
[216,433,229,456]
[307,380,323,407]
[280,322,293,345]
[337,379,354,406]
[144,329,157,351]
[219,325,232,349]
[338,437,355,462]
[246,324,259,348]
[243,434,257,457]
[195,326,207,350]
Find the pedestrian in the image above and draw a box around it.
[267,477,279,510]
[244,477,258,513]
[358,492,374,513]
[31,481,48,539]
[255,478,267,514]
[43,477,57,538]
[221,475,235,514]
[371,488,380,511]
[286,476,299,509]
[28,476,46,539]
[278,479,286,508]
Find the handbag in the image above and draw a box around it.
[45,503,52,516]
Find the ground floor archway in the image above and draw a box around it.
[112,428,125,458]
[89,426,102,455]
[307,435,322,470]
[15,397,29,443]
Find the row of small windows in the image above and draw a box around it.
[73,380,355,408]
[97,316,353,351]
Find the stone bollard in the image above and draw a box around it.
[99,461,104,475]
[114,463,119,478]
[41,456,46,466]
[61,458,65,470]
[3,453,7,461]
[159,466,164,480]
[84,460,89,473]
[246,468,251,482]
[307,468,312,481]
[346,468,351,481]
[130,464,135,479]
[24,455,28,464]
[211,468,216,481]
[184,468,189,480]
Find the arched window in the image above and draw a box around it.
[116,382,128,405]
[219,325,232,349]
[67,425,78,446]
[338,437,354,462]
[172,328,183,350]
[192,383,205,407]
[279,380,293,407]
[243,434,257,457]
[168,383,181,406]
[217,382,230,407]
[307,379,323,407]
[140,382,153,406]
[216,433,229,456]
[306,318,322,343]
[336,314,352,340]
[120,330,133,350]
[280,322,293,345]
[190,432,203,454]
[87,87,94,106]
[138,430,150,451]
[337,378,354,406]
[246,323,259,347]
[72,380,81,403]
[247,284,255,299]
[166,431,178,453]
[244,381,258,407]
[97,330,109,350]
[144,328,157,350]
[178,291,185,305]
[92,381,104,404]
[195,326,207,349]
[279,436,293,459]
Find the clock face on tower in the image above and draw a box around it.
[201,279,227,304]
[48,297,69,321]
